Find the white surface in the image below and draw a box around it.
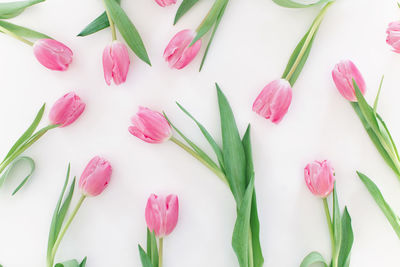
[0,0,400,266]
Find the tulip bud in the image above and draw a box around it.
[49,92,85,127]
[163,29,202,69]
[145,194,179,237]
[33,39,73,71]
[332,60,366,102]
[79,156,112,197]
[129,107,172,144]
[386,21,400,53]
[154,0,176,7]
[252,79,292,124]
[304,160,335,198]
[103,41,131,85]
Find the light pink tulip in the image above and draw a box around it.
[386,21,400,53]
[129,107,172,144]
[49,92,85,127]
[79,156,112,197]
[154,0,176,7]
[33,39,73,71]
[163,29,202,69]
[252,79,292,124]
[103,41,130,85]
[304,160,335,198]
[145,194,179,237]
[332,60,366,102]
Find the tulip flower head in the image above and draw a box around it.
[103,41,131,85]
[79,156,112,197]
[164,29,202,69]
[145,194,179,237]
[386,21,400,53]
[332,60,366,102]
[33,39,73,71]
[49,92,86,127]
[252,79,292,124]
[154,0,176,7]
[304,160,335,198]
[129,107,172,144]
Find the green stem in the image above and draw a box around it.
[323,198,335,261]
[170,136,229,186]
[196,0,228,32]
[102,0,117,41]
[49,195,86,266]
[158,237,163,267]
[284,1,334,82]
[0,24,33,46]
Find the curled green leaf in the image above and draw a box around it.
[272,0,333,8]
[300,251,328,267]
[0,156,35,195]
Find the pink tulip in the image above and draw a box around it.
[154,0,176,7]
[33,39,73,71]
[79,156,112,197]
[386,21,400,53]
[304,160,335,198]
[252,79,292,124]
[128,107,172,144]
[145,194,179,237]
[103,41,131,86]
[332,60,366,102]
[163,29,202,69]
[49,92,85,127]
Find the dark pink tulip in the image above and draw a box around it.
[49,92,85,127]
[33,39,73,71]
[129,107,172,144]
[332,60,366,102]
[386,21,400,53]
[163,29,202,69]
[145,194,179,237]
[252,79,292,124]
[79,156,112,197]
[103,41,131,86]
[154,0,176,7]
[304,160,335,198]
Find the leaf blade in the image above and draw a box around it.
[0,0,44,19]
[138,245,154,267]
[272,0,332,8]
[300,251,328,267]
[174,0,199,25]
[337,207,353,267]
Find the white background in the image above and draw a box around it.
[0,0,399,266]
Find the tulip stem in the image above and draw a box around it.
[170,136,229,186]
[323,198,335,259]
[103,0,117,41]
[196,0,228,32]
[0,24,33,46]
[49,195,86,266]
[158,237,163,267]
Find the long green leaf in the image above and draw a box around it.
[337,207,353,267]
[55,258,86,267]
[0,0,44,19]
[332,183,341,264]
[103,0,151,65]
[300,251,328,267]
[146,229,158,267]
[272,0,332,8]
[0,20,50,39]
[0,156,35,195]
[357,171,400,239]
[174,0,199,25]
[217,84,246,205]
[79,257,87,267]
[138,245,154,267]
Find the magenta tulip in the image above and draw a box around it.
[386,21,400,53]
[252,79,292,124]
[33,39,73,71]
[145,194,179,237]
[154,0,176,7]
[103,41,131,85]
[79,156,112,197]
[332,60,366,102]
[129,107,172,144]
[163,29,202,69]
[49,92,85,127]
[304,160,335,198]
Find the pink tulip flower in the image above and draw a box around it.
[386,21,400,53]
[103,41,131,85]
[129,107,172,144]
[252,79,292,124]
[304,160,335,198]
[49,92,85,127]
[33,39,73,71]
[163,29,202,69]
[154,0,176,7]
[332,60,366,102]
[79,156,112,197]
[145,194,179,237]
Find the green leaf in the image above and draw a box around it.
[138,245,154,267]
[332,183,341,263]
[103,0,151,65]
[146,229,158,267]
[0,20,50,39]
[217,84,246,205]
[79,257,87,267]
[174,0,200,25]
[357,171,400,239]
[300,251,328,267]
[0,156,35,195]
[77,0,121,37]
[0,0,44,19]
[55,259,83,267]
[337,207,353,267]
[272,0,332,8]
